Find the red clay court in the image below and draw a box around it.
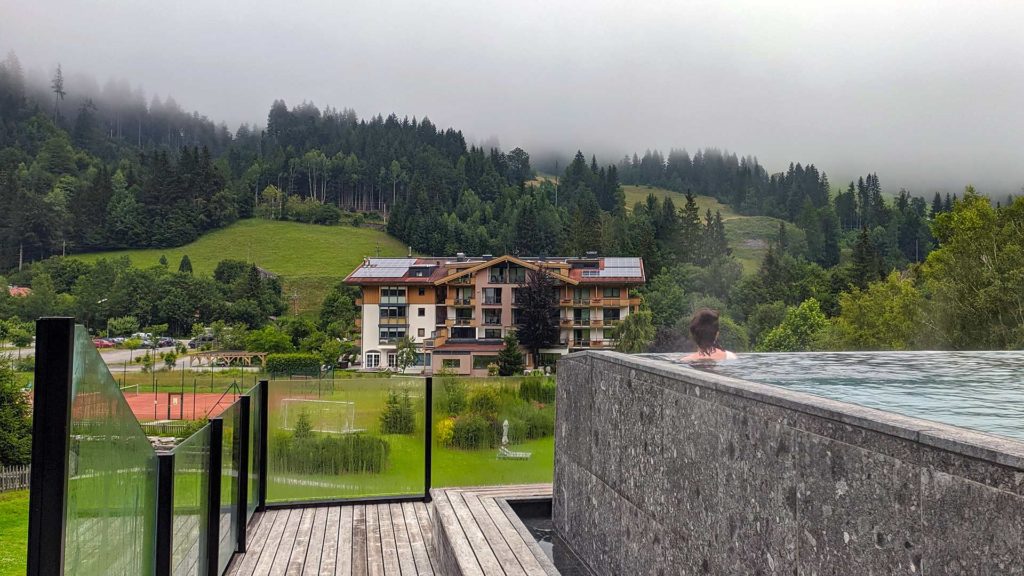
[124,391,241,422]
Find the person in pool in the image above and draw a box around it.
[680,308,737,362]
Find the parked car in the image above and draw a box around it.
[92,338,115,348]
[188,334,215,349]
[157,337,176,347]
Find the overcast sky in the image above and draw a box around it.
[2,0,1022,194]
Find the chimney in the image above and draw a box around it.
[456,252,466,262]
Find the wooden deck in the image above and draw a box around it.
[226,501,436,576]
[431,484,556,576]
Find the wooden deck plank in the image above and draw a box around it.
[401,503,432,576]
[387,503,417,576]
[301,507,329,575]
[376,504,401,575]
[433,491,485,576]
[480,497,548,575]
[227,511,277,576]
[338,506,356,576]
[351,506,368,576]
[253,509,293,576]
[286,508,316,576]
[412,502,434,557]
[319,507,342,576]
[268,509,303,575]
[462,494,525,576]
[495,499,559,576]
[448,491,505,575]
[364,504,385,576]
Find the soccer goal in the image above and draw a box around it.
[280,398,363,434]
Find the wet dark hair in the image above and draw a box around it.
[689,308,720,354]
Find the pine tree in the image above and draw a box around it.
[679,192,701,263]
[178,255,193,274]
[497,332,525,376]
[851,227,882,289]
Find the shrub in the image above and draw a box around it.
[271,429,389,475]
[266,353,321,376]
[14,355,34,372]
[468,387,500,417]
[449,413,496,449]
[436,417,455,445]
[380,390,415,434]
[440,372,467,415]
[518,375,556,404]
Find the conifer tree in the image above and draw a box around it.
[178,255,193,275]
[497,332,525,376]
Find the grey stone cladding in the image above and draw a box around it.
[554,351,1024,575]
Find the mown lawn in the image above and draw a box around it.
[70,219,409,315]
[0,490,28,576]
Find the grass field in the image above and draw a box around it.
[622,184,738,218]
[0,490,27,576]
[71,219,409,315]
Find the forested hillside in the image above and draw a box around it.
[0,50,1021,351]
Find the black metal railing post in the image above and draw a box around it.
[155,452,175,576]
[26,317,75,576]
[424,376,433,502]
[236,395,250,552]
[257,379,269,508]
[206,418,223,576]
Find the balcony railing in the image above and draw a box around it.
[379,316,409,325]
[573,318,591,326]
[591,319,604,327]
[572,340,592,348]
[448,297,474,306]
[482,298,502,306]
[454,318,474,326]
[559,318,573,327]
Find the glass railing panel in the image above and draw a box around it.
[266,377,426,503]
[246,384,260,521]
[432,373,556,487]
[218,402,240,574]
[65,326,157,575]
[171,425,210,576]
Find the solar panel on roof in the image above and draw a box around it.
[600,266,642,277]
[604,257,641,267]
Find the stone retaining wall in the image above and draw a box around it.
[554,351,1024,575]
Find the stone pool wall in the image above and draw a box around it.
[554,350,1024,575]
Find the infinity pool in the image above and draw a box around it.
[646,351,1024,442]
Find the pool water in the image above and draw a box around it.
[646,351,1024,442]
[511,500,594,575]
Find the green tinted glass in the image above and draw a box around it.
[266,377,426,502]
[217,403,239,573]
[65,326,157,575]
[171,425,210,576]
[432,374,555,487]
[246,384,260,520]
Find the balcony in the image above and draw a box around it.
[591,318,604,328]
[378,316,409,325]
[454,318,474,326]
[571,339,592,348]
[573,318,591,327]
[560,297,573,305]
[560,318,573,327]
[447,297,474,306]
[481,298,503,306]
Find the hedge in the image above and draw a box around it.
[266,353,321,376]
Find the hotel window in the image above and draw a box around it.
[508,265,526,284]
[483,288,502,304]
[442,359,461,369]
[387,352,397,367]
[484,309,502,325]
[379,305,407,320]
[418,287,426,296]
[488,264,507,283]
[604,308,621,322]
[511,287,521,304]
[379,327,406,343]
[602,287,621,298]
[365,352,381,368]
[418,328,425,337]
[484,329,502,339]
[418,307,426,317]
[573,287,590,301]
[381,287,407,304]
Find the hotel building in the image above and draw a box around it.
[343,254,645,376]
